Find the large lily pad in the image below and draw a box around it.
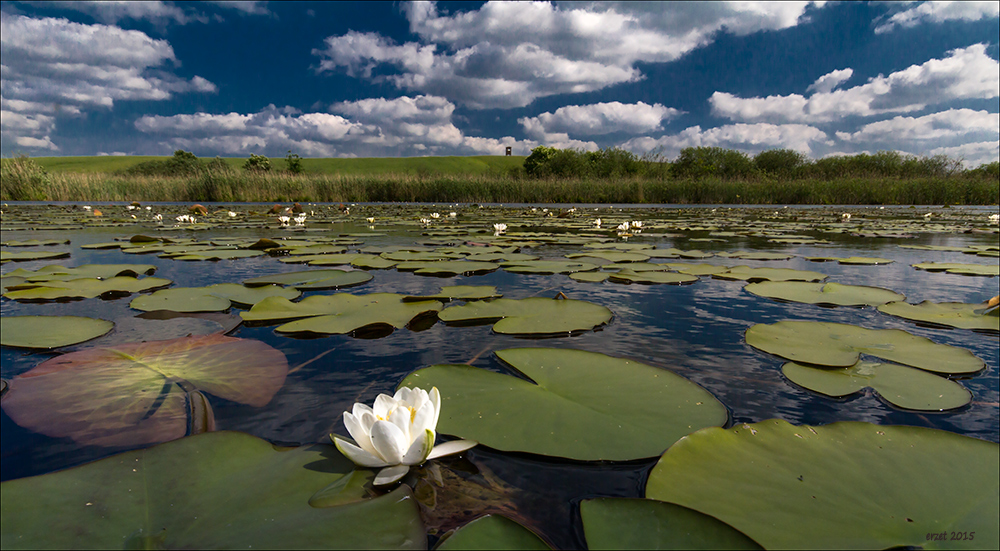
[0,315,114,349]
[715,266,827,282]
[3,276,172,301]
[1,333,288,446]
[396,260,498,276]
[0,250,70,262]
[745,281,905,307]
[877,301,1000,332]
[243,268,373,290]
[437,515,551,550]
[398,348,727,461]
[404,286,502,302]
[500,260,599,274]
[646,420,999,550]
[566,251,651,263]
[782,360,972,411]
[241,293,444,335]
[438,297,612,335]
[608,269,699,285]
[2,263,156,281]
[745,321,984,374]
[130,284,300,312]
[580,498,761,550]
[913,262,999,276]
[0,431,425,550]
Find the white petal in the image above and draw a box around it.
[333,436,390,468]
[373,465,410,486]
[387,406,412,443]
[370,420,407,465]
[411,400,436,435]
[427,439,477,460]
[343,412,379,457]
[352,402,374,419]
[428,387,441,429]
[402,429,435,465]
[393,386,414,403]
[373,393,397,418]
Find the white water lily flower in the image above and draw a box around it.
[990,213,999,224]
[153,213,162,222]
[333,387,477,485]
[617,221,630,232]
[593,218,602,227]
[449,212,457,218]
[294,214,307,226]
[366,217,375,223]
[430,212,440,219]
[83,206,92,210]
[420,217,431,225]
[228,211,237,217]
[493,223,507,235]
[630,221,642,229]
[278,215,290,227]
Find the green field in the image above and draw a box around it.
[14,155,528,176]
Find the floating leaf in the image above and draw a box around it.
[716,251,793,261]
[659,262,731,276]
[2,239,69,247]
[716,266,827,282]
[437,515,551,550]
[646,420,999,550]
[396,260,498,276]
[581,498,761,550]
[438,297,612,335]
[569,272,610,282]
[241,293,443,335]
[781,360,972,411]
[745,321,984,374]
[649,248,714,259]
[837,256,894,265]
[0,315,114,349]
[2,263,157,282]
[608,269,699,285]
[130,284,300,312]
[500,260,599,274]
[398,348,727,461]
[0,250,70,262]
[913,262,999,276]
[243,268,373,290]
[566,251,651,263]
[1,333,288,447]
[404,285,502,302]
[0,432,425,550]
[745,281,904,307]
[877,301,1000,332]
[3,276,172,301]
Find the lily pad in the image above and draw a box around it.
[500,260,600,274]
[566,251,651,263]
[646,420,999,550]
[782,360,972,411]
[745,281,905,307]
[715,266,828,282]
[130,284,300,312]
[659,263,731,276]
[396,260,498,276]
[241,293,443,335]
[437,515,551,550]
[580,498,761,550]
[913,262,1000,276]
[0,315,114,349]
[836,256,894,265]
[716,251,793,261]
[404,286,502,302]
[438,297,612,335]
[0,250,70,262]
[244,268,373,290]
[608,269,699,285]
[877,301,1000,332]
[745,321,984,374]
[4,263,157,281]
[3,276,172,301]
[0,431,425,550]
[1,333,288,447]
[568,272,611,282]
[398,348,727,461]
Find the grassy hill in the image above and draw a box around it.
[12,155,528,175]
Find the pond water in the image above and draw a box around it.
[1,202,998,548]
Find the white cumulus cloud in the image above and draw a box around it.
[836,109,999,143]
[710,44,999,123]
[519,101,682,140]
[620,123,829,160]
[875,1,1000,34]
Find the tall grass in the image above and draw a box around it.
[2,169,996,205]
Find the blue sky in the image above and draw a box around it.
[1,1,998,166]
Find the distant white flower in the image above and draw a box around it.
[842,213,851,219]
[146,206,152,210]
[493,223,507,235]
[449,212,457,218]
[617,221,630,233]
[131,214,137,219]
[83,206,92,210]
[989,213,999,224]
[294,214,307,226]
[127,205,136,210]
[153,214,162,222]
[923,212,933,218]
[594,218,602,227]
[333,387,477,486]
[420,218,431,225]
[366,217,375,223]
[175,215,189,223]
[630,221,642,229]
[542,208,548,213]
[228,211,237,217]
[278,215,290,227]
[879,206,885,210]
[430,212,440,219]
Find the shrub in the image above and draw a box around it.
[586,147,643,178]
[0,154,51,200]
[123,149,204,177]
[285,150,303,174]
[754,149,807,178]
[524,146,558,176]
[673,147,756,179]
[243,153,272,172]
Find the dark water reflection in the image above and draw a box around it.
[1,204,998,547]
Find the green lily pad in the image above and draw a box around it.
[438,297,612,335]
[566,251,651,263]
[745,321,984,374]
[0,250,70,262]
[781,360,972,411]
[404,286,502,302]
[608,269,699,285]
[169,249,265,261]
[0,316,114,349]
[1,333,288,447]
[130,284,300,312]
[659,263,731,276]
[646,420,999,550]
[382,251,463,262]
[580,498,761,550]
[465,252,540,262]
[715,266,828,282]
[569,272,611,282]
[396,260,499,276]
[2,263,157,282]
[3,276,172,301]
[716,251,793,261]
[877,301,1000,332]
[837,256,894,265]
[0,432,425,550]
[398,348,727,461]
[350,255,399,269]
[649,248,714,259]
[745,281,905,307]
[913,262,1000,276]
[243,268,373,290]
[2,239,69,247]
[241,293,443,335]
[500,260,600,274]
[437,515,551,550]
